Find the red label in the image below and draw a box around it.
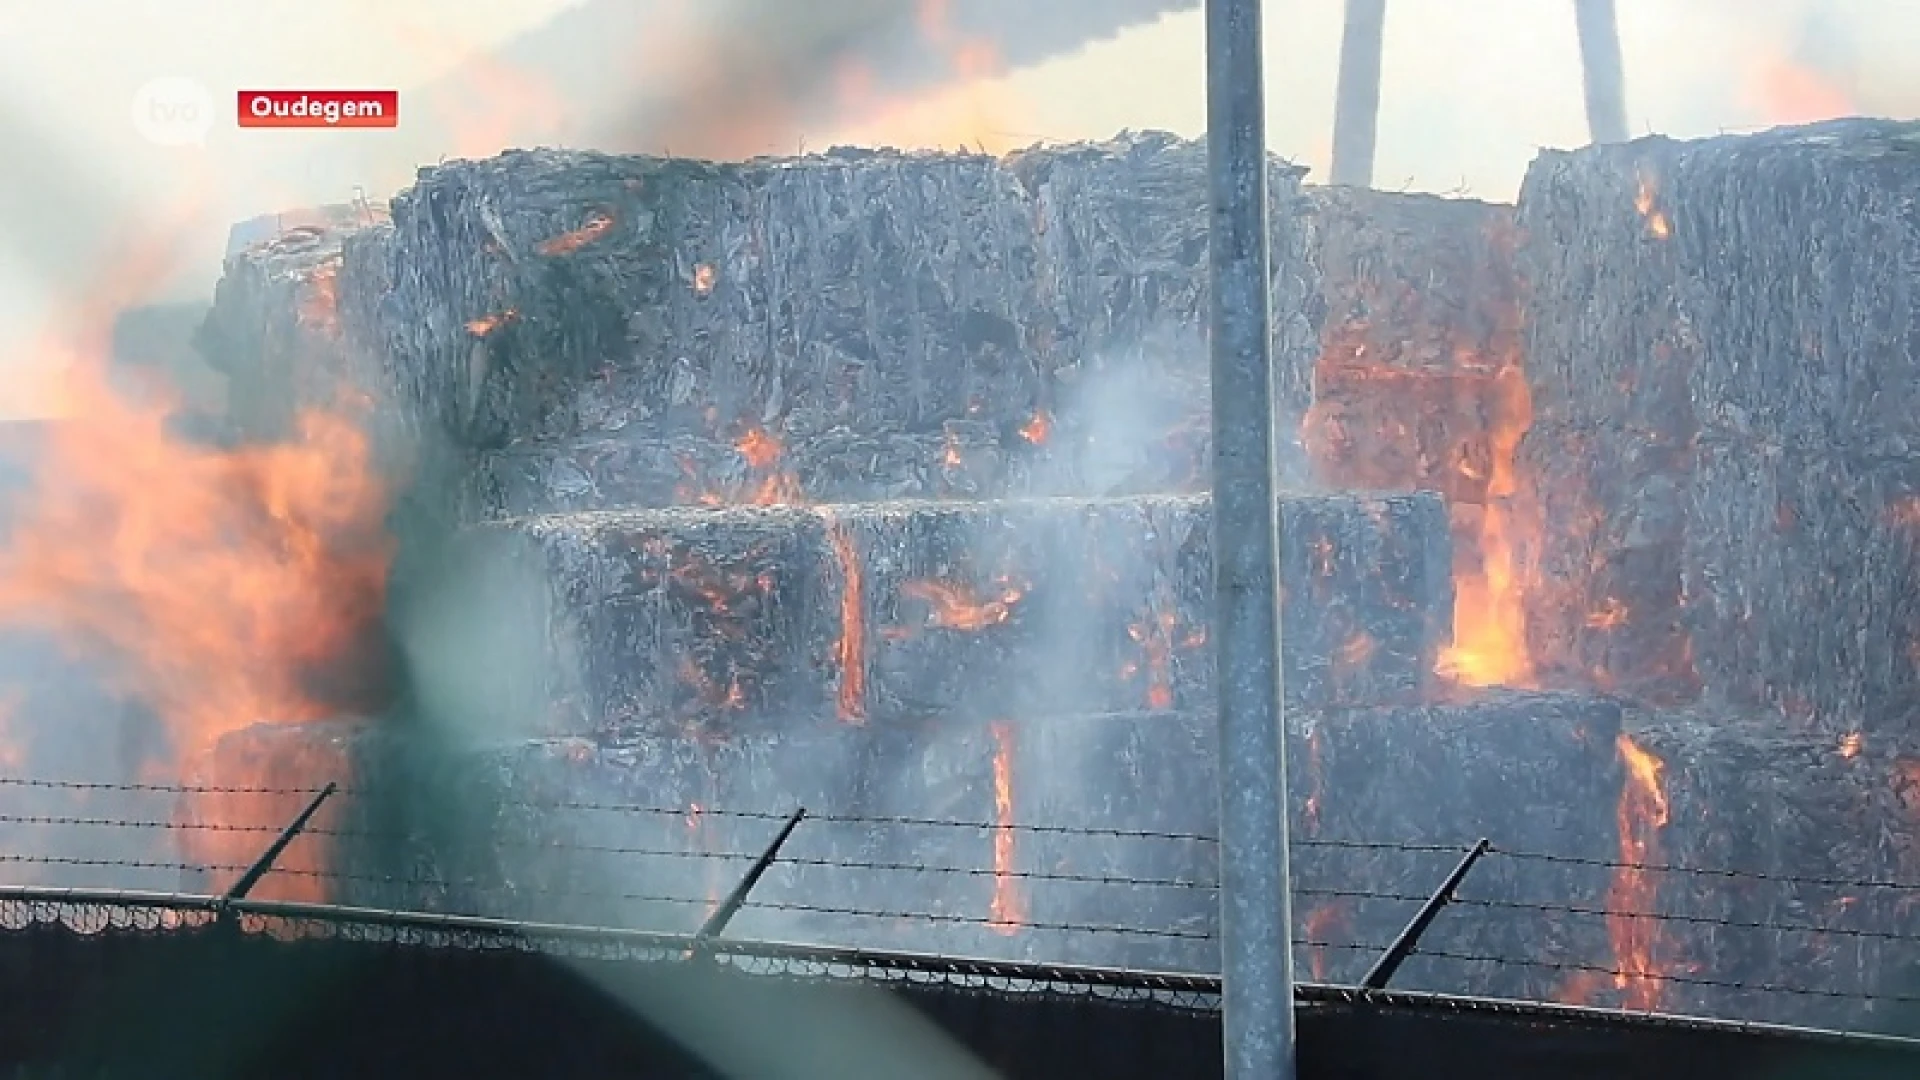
[237,90,399,129]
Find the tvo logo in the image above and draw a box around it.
[131,77,214,147]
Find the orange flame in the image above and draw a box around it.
[0,367,390,773]
[1609,733,1671,1010]
[987,719,1025,933]
[1634,174,1672,240]
[1017,410,1051,445]
[825,519,867,723]
[896,578,1023,633]
[1435,362,1537,687]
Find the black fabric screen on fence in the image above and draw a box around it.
[0,914,1918,1080]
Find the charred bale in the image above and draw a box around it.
[1511,136,1700,702]
[1004,133,1318,475]
[452,415,1211,523]
[472,491,1450,740]
[1667,119,1920,455]
[1520,424,1697,703]
[1626,709,1920,1032]
[368,147,1051,449]
[1512,136,1692,439]
[1287,691,1623,1001]
[1301,187,1527,508]
[1682,439,1920,732]
[196,223,363,442]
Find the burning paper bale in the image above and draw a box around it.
[1003,132,1317,454]
[1684,442,1920,731]
[196,219,375,442]
[1668,121,1920,453]
[1301,188,1524,507]
[1511,137,1698,703]
[367,147,1050,448]
[1288,691,1624,1001]
[463,490,1449,740]
[1624,708,1920,1032]
[1516,120,1920,729]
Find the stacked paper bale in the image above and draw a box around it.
[1669,121,1920,734]
[1513,136,1699,703]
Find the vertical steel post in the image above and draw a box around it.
[1574,0,1629,144]
[1205,0,1296,1076]
[1329,0,1387,187]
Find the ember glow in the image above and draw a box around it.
[895,578,1023,634]
[1634,173,1672,240]
[824,519,868,724]
[536,209,616,257]
[1609,733,1672,1011]
[1749,56,1858,126]
[987,719,1025,934]
[465,309,519,336]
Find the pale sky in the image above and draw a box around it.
[0,0,1916,406]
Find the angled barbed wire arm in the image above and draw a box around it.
[691,808,806,946]
[1360,837,1491,990]
[215,782,339,916]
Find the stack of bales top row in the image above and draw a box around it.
[1518,119,1920,735]
[334,134,1318,520]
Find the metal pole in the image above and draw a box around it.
[1574,0,1629,144]
[1204,0,1296,1075]
[1328,0,1387,187]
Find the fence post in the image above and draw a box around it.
[692,808,807,946]
[1361,838,1492,990]
[215,782,337,919]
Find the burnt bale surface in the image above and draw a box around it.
[1288,691,1623,1003]
[1301,188,1525,507]
[1683,440,1920,731]
[1668,120,1920,455]
[1627,709,1920,1033]
[338,135,1313,456]
[203,135,1320,522]
[451,491,1451,740]
[1514,120,1920,729]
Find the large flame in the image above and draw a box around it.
[1435,362,1538,688]
[0,365,390,767]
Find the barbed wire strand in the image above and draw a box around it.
[11,775,1920,894]
[1488,844,1920,894]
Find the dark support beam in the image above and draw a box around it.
[1574,0,1630,144]
[1361,838,1492,990]
[1329,0,1387,187]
